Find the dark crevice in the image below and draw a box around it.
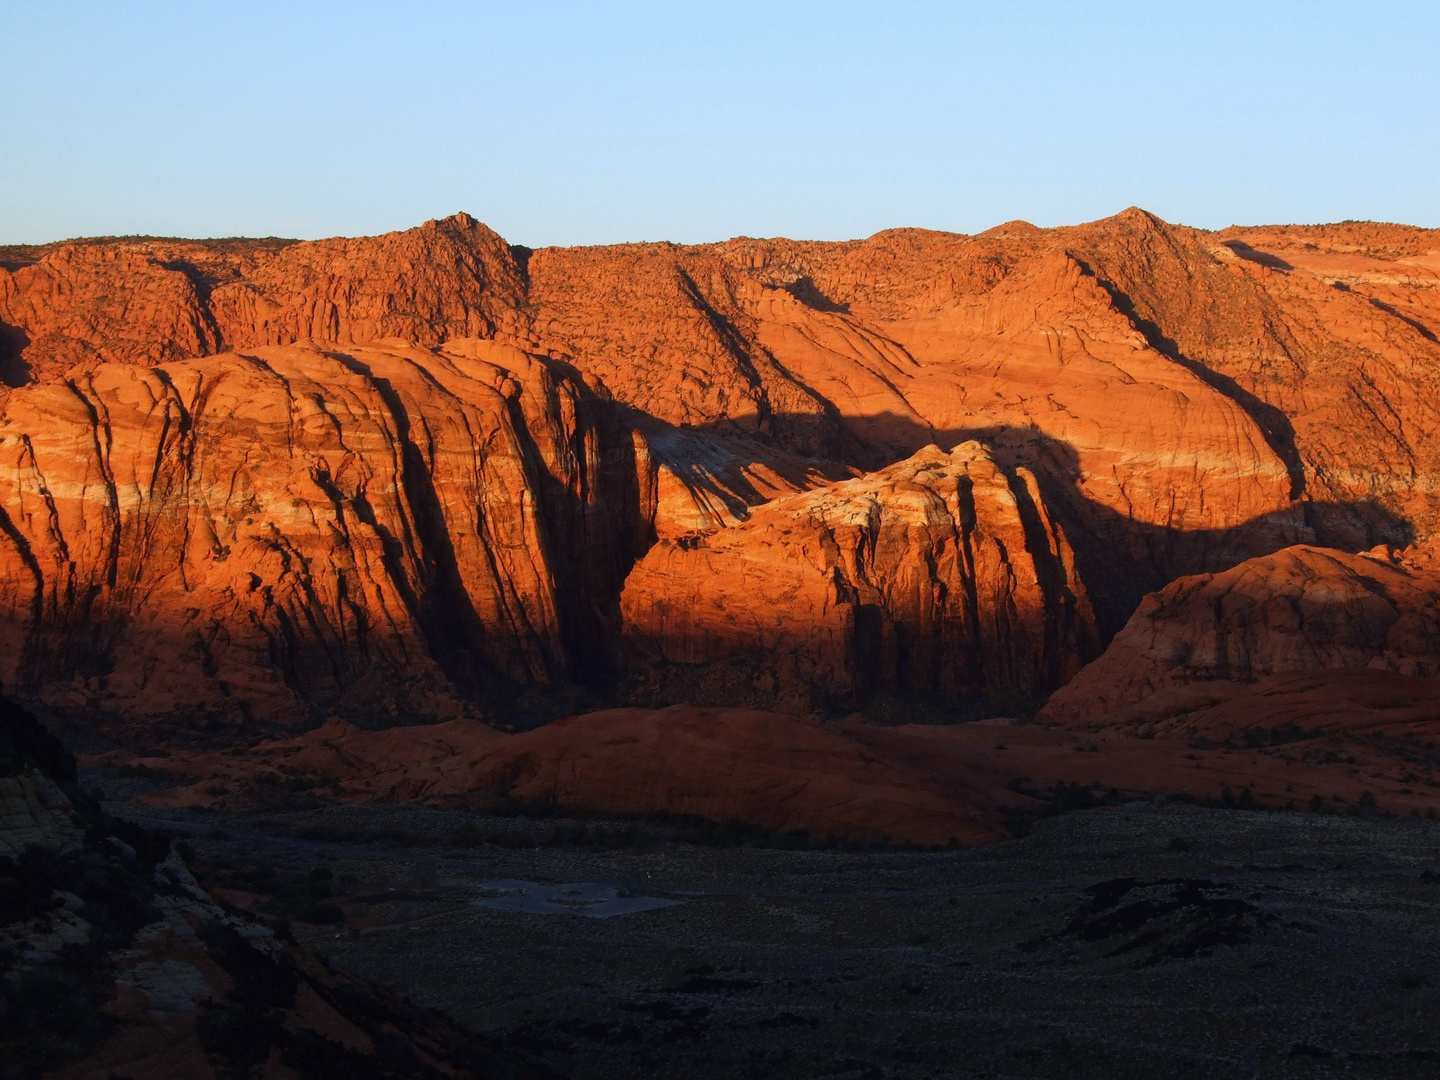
[1074,257,1309,501]
[1368,296,1439,343]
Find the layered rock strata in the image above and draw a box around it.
[1040,544,1440,726]
[0,339,648,738]
[2,209,1438,733]
[621,442,1097,714]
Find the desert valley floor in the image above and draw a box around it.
[94,767,1440,1080]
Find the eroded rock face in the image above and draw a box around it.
[2,209,1438,734]
[1039,544,1440,726]
[0,339,648,739]
[621,442,1097,714]
[0,215,527,384]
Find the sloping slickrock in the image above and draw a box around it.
[1047,668,1440,744]
[1039,545,1440,726]
[133,689,1440,846]
[621,441,1097,713]
[465,705,1010,846]
[135,706,1018,846]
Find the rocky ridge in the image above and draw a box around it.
[1,210,1437,734]
[621,441,1096,714]
[1041,543,1440,727]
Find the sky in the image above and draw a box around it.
[3,2,1438,246]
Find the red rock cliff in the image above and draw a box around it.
[1,210,1436,735]
[621,442,1097,714]
[0,339,646,739]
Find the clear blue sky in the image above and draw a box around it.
[3,2,1437,246]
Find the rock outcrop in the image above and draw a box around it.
[1040,544,1440,726]
[0,339,648,739]
[126,686,1440,845]
[469,706,1013,846]
[2,209,1438,735]
[0,697,541,1080]
[0,215,527,384]
[621,442,1096,714]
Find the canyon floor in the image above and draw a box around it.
[95,770,1440,1080]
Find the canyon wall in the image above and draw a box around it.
[0,339,647,740]
[1,210,1437,737]
[621,442,1096,714]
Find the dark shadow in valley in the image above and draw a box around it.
[1218,241,1294,272]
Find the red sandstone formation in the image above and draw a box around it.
[0,339,647,737]
[621,441,1096,713]
[129,709,1015,845]
[0,215,525,384]
[469,707,1012,845]
[122,685,1440,846]
[2,209,1438,735]
[1039,544,1440,727]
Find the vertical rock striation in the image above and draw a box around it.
[621,442,1096,714]
[0,339,647,739]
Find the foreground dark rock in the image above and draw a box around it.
[0,697,548,1079]
[111,794,1440,1080]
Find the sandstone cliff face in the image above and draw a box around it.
[2,209,1437,734]
[1039,544,1440,726]
[6,212,1436,559]
[0,339,647,739]
[621,442,1097,714]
